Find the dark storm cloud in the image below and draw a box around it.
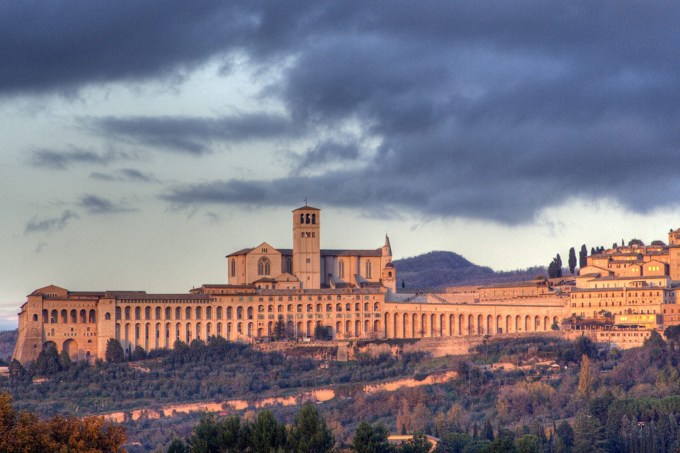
[293,140,361,171]
[79,195,136,215]
[8,1,680,222]
[89,113,298,154]
[25,210,78,234]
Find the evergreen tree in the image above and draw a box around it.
[555,421,574,452]
[131,345,147,361]
[398,434,432,453]
[58,349,71,371]
[105,338,125,363]
[7,359,29,383]
[251,410,287,453]
[352,422,393,453]
[273,317,286,340]
[577,354,594,399]
[579,244,588,269]
[573,412,606,453]
[166,438,189,453]
[32,345,60,375]
[288,403,334,453]
[483,419,494,441]
[568,247,577,274]
[591,247,596,256]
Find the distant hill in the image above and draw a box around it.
[393,251,546,291]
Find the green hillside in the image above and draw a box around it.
[394,250,546,290]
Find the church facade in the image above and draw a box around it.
[14,205,567,364]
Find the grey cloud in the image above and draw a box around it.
[8,2,680,222]
[29,148,114,169]
[79,195,136,215]
[25,210,79,234]
[90,168,158,183]
[293,140,361,171]
[88,113,299,154]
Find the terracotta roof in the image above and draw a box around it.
[321,248,382,257]
[293,206,320,211]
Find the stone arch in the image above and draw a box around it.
[61,309,67,323]
[544,316,549,330]
[196,306,202,320]
[50,309,58,324]
[497,315,502,334]
[80,309,87,323]
[515,315,521,332]
[524,315,530,332]
[43,340,56,351]
[89,309,96,323]
[355,320,361,337]
[385,312,392,337]
[134,306,141,320]
[421,314,428,337]
[175,307,182,320]
[374,319,380,335]
[486,315,492,335]
[63,339,79,360]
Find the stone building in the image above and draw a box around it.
[13,205,573,364]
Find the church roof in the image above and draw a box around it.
[228,247,382,257]
[293,205,320,211]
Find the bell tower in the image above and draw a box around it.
[293,205,321,289]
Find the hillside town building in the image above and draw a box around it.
[13,206,680,363]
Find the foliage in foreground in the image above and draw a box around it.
[0,391,126,452]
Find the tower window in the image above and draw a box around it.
[231,259,236,277]
[366,261,372,279]
[311,213,316,224]
[300,213,304,224]
[306,213,310,224]
[339,261,345,279]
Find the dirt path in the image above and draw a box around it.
[102,370,457,423]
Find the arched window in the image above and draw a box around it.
[300,213,304,224]
[366,261,372,279]
[231,259,236,278]
[311,213,316,224]
[258,257,271,276]
[306,213,310,224]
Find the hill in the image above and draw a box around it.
[393,250,546,290]
[0,330,17,361]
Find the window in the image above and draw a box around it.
[231,259,236,278]
[365,261,372,279]
[339,261,345,279]
[258,257,271,276]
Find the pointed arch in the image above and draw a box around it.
[258,257,271,276]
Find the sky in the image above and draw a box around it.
[3,1,680,329]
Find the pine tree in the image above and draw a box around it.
[577,355,594,399]
[273,317,286,340]
[288,403,334,453]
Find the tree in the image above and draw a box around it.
[548,255,563,278]
[577,355,594,399]
[579,244,588,269]
[628,238,644,247]
[167,438,189,453]
[516,434,540,453]
[314,325,332,341]
[105,339,125,363]
[397,433,431,453]
[8,359,30,383]
[131,345,147,361]
[568,247,577,274]
[665,325,680,342]
[273,317,286,340]
[288,403,334,453]
[250,410,287,453]
[353,422,393,453]
[573,413,606,453]
[555,420,574,452]
[32,344,60,375]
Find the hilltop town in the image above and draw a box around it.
[13,206,680,365]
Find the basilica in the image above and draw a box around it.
[13,205,608,364]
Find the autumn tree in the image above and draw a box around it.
[577,354,594,399]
